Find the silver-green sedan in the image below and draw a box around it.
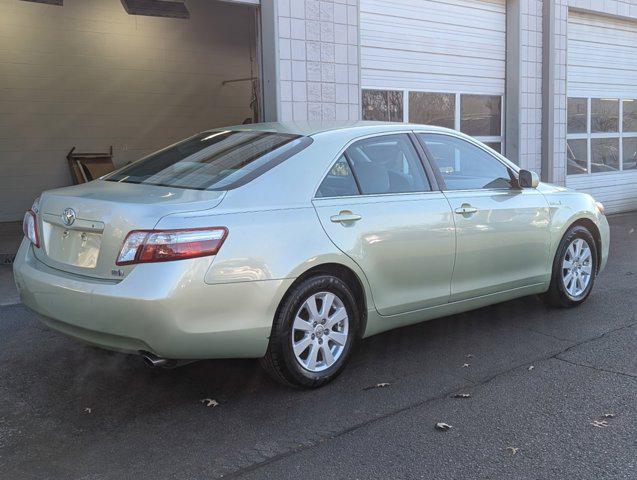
[13,122,610,388]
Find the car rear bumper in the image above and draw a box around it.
[12,239,292,359]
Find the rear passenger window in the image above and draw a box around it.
[347,134,430,195]
[316,155,359,198]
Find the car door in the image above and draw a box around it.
[312,133,455,316]
[417,133,551,302]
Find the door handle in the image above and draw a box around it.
[454,204,478,215]
[330,210,362,223]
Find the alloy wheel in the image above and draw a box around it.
[561,238,593,298]
[291,291,349,372]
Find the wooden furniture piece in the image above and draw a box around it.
[67,146,115,184]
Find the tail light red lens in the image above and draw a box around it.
[116,227,228,266]
[22,210,40,248]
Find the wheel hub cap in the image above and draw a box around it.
[291,291,349,373]
[561,238,592,298]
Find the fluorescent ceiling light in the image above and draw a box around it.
[20,0,63,5]
[120,0,190,19]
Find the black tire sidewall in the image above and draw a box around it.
[551,226,598,306]
[271,275,360,388]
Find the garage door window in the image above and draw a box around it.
[408,92,455,129]
[566,97,637,175]
[363,90,504,154]
[362,90,403,122]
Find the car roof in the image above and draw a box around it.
[209,121,458,137]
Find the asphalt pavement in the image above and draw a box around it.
[0,212,635,480]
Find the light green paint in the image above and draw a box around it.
[13,123,610,360]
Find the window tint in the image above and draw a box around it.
[106,131,309,190]
[346,134,430,195]
[419,134,513,190]
[316,156,359,198]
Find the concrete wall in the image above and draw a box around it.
[0,0,257,221]
[273,0,360,121]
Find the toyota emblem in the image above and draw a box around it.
[62,208,76,226]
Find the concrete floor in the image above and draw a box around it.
[0,265,18,306]
[0,212,635,479]
[0,221,21,264]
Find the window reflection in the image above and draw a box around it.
[460,95,501,137]
[623,99,637,132]
[362,90,403,122]
[591,138,619,172]
[567,98,587,134]
[623,138,637,170]
[591,98,619,133]
[567,139,588,175]
[409,92,455,129]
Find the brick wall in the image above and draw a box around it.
[276,0,360,121]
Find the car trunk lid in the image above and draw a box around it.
[33,180,225,280]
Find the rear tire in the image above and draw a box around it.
[543,225,598,308]
[260,275,360,388]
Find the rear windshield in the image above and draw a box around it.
[105,130,311,190]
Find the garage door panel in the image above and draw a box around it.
[362,71,504,95]
[567,11,637,213]
[362,52,504,79]
[363,0,505,28]
[361,0,505,93]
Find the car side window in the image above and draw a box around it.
[316,155,360,198]
[346,134,430,195]
[418,134,514,191]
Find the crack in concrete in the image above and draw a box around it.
[555,356,637,380]
[508,324,574,343]
[221,320,637,479]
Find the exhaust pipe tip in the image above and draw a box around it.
[140,351,170,368]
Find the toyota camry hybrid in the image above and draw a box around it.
[13,122,610,388]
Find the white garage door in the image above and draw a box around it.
[566,11,637,214]
[359,0,506,151]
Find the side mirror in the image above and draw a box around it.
[519,169,539,188]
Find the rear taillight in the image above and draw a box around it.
[116,227,228,266]
[22,210,40,248]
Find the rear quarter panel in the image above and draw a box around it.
[155,206,375,310]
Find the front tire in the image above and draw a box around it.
[544,225,598,308]
[260,275,360,388]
